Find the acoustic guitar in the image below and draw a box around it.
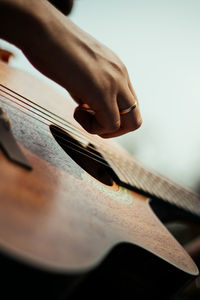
[0,60,200,299]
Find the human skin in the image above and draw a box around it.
[0,0,142,138]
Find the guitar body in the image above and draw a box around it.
[0,61,199,299]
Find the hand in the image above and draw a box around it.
[23,0,142,138]
[71,39,142,138]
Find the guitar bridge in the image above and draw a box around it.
[0,108,32,170]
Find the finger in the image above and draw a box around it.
[91,95,121,134]
[99,85,142,138]
[117,88,142,132]
[74,96,121,135]
[100,111,141,138]
[100,112,142,138]
[100,129,129,138]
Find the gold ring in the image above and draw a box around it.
[120,103,137,115]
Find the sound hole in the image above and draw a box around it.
[50,125,118,186]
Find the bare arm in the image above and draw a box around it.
[0,0,142,138]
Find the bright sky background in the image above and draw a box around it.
[0,0,199,191]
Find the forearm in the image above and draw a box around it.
[0,0,113,89]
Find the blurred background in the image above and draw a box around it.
[0,0,199,192]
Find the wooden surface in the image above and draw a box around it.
[0,61,198,278]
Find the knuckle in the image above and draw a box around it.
[116,62,127,77]
[120,62,127,74]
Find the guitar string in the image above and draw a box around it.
[0,88,199,201]
[0,86,133,184]
[1,82,199,196]
[1,86,199,212]
[0,84,165,188]
[2,95,135,187]
[3,94,200,214]
[0,95,118,170]
[3,91,200,215]
[0,83,150,183]
[0,90,113,155]
[0,84,122,153]
[0,86,130,164]
[0,86,99,145]
[1,104,200,216]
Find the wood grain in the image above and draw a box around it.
[0,61,198,277]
